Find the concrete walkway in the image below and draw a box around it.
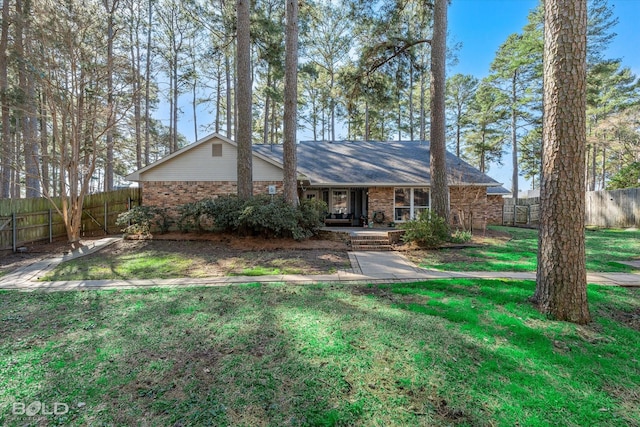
[0,238,638,291]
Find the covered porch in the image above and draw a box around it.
[302,187,369,227]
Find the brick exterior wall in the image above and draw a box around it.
[486,195,505,225]
[450,186,486,229]
[367,187,395,227]
[141,181,505,229]
[141,181,283,208]
[367,185,504,229]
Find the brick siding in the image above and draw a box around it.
[367,187,395,227]
[141,181,283,208]
[486,195,505,225]
[141,181,504,229]
[367,185,504,229]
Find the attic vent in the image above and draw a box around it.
[212,143,222,157]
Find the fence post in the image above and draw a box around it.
[49,209,53,243]
[104,200,108,234]
[12,212,16,253]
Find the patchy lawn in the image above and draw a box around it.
[40,238,351,281]
[0,280,638,426]
[405,226,640,273]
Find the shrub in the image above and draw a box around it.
[400,209,449,248]
[298,198,328,233]
[203,195,244,232]
[116,206,172,236]
[449,229,472,244]
[177,199,217,233]
[237,195,305,239]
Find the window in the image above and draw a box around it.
[304,190,318,200]
[332,190,348,214]
[212,144,222,157]
[394,187,430,221]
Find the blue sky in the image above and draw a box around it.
[167,0,639,192]
[449,0,640,192]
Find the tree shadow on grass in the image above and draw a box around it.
[1,281,638,426]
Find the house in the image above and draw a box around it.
[125,133,508,229]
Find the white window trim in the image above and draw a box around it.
[394,187,430,222]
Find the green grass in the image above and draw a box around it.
[1,280,638,426]
[230,266,303,276]
[40,248,340,281]
[419,226,640,272]
[41,250,197,280]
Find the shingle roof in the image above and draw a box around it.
[487,186,512,195]
[253,140,502,187]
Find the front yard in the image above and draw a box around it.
[40,237,351,281]
[406,226,640,273]
[1,280,638,426]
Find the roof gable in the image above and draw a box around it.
[126,134,284,182]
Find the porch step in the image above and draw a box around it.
[351,244,392,251]
[350,236,392,251]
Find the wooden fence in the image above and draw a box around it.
[585,188,639,228]
[503,188,639,228]
[0,188,141,251]
[503,197,540,225]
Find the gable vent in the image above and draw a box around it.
[212,143,222,157]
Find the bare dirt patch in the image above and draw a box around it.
[0,238,104,275]
[102,238,351,276]
[1,233,351,278]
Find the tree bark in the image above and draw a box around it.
[511,70,519,223]
[17,0,40,198]
[0,0,12,198]
[129,0,143,170]
[104,0,117,191]
[534,0,590,324]
[144,0,152,166]
[236,0,253,199]
[429,0,449,225]
[263,67,270,145]
[283,0,298,206]
[225,54,232,138]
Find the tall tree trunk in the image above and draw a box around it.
[191,40,198,141]
[236,0,252,199]
[144,0,152,166]
[409,59,414,141]
[419,53,427,142]
[397,62,402,141]
[128,0,142,170]
[511,70,519,223]
[225,54,232,138]
[590,142,597,190]
[263,67,271,145]
[330,74,335,141]
[104,0,117,192]
[429,0,449,225]
[364,101,370,141]
[534,0,590,324]
[455,104,461,156]
[18,0,40,197]
[39,91,49,196]
[0,0,11,198]
[172,49,179,152]
[215,61,221,134]
[283,0,298,206]
[601,145,606,190]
